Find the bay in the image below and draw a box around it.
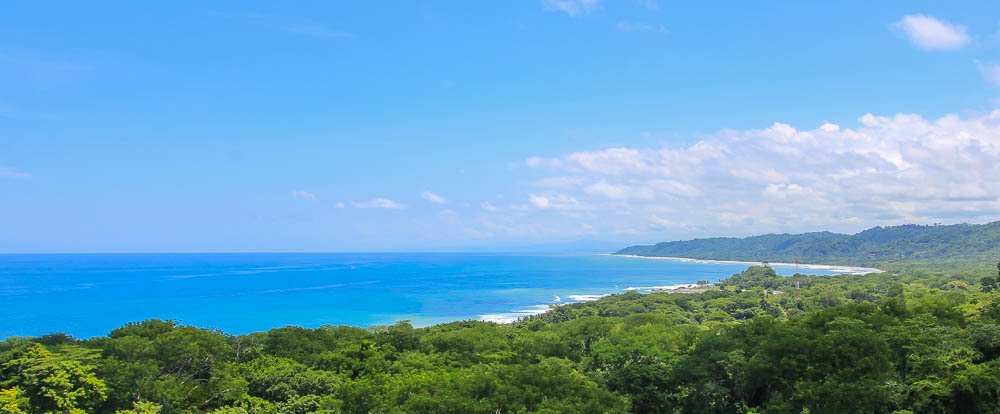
[0,252,850,338]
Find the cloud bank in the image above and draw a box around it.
[525,110,1000,237]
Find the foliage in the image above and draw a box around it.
[4,259,1000,412]
[0,387,29,414]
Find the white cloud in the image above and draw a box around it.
[525,110,1000,236]
[536,176,586,188]
[586,180,634,200]
[978,62,1000,86]
[420,191,447,204]
[529,193,580,210]
[525,156,548,168]
[893,14,972,50]
[529,195,551,208]
[291,190,317,201]
[480,201,499,212]
[351,198,406,209]
[0,167,28,178]
[542,0,600,16]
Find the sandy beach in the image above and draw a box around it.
[607,254,884,275]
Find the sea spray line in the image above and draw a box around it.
[480,293,611,323]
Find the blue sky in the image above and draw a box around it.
[3,1,1000,252]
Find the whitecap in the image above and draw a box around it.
[567,294,605,302]
[479,305,551,324]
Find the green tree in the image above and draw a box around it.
[114,400,162,414]
[982,276,998,293]
[0,388,29,414]
[0,343,107,413]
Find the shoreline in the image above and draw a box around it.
[606,253,884,275]
[482,254,884,325]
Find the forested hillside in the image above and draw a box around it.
[3,263,1000,413]
[616,221,1000,271]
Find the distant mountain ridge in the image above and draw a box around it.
[615,221,1000,271]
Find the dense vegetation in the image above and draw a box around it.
[3,261,1000,413]
[616,221,1000,272]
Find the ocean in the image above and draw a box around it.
[0,252,854,338]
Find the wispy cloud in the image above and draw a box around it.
[0,167,29,179]
[420,191,447,204]
[291,190,317,201]
[480,201,499,212]
[893,14,971,50]
[231,13,351,38]
[542,0,600,17]
[351,198,405,209]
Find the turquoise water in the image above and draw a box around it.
[0,253,844,338]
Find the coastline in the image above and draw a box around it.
[606,253,884,275]
[482,254,884,324]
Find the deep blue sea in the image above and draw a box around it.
[0,253,851,338]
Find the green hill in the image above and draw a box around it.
[616,221,1000,271]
